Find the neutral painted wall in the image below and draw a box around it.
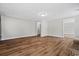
[47,19,63,37]
[1,16,37,40]
[1,16,71,40]
[0,16,1,40]
[41,20,48,37]
[75,16,79,37]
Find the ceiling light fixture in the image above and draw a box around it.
[38,11,47,17]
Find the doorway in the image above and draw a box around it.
[37,22,41,37]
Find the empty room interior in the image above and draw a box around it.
[0,3,79,56]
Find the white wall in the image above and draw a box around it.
[1,16,37,40]
[1,16,71,40]
[41,20,48,37]
[0,16,1,40]
[47,19,63,37]
[75,16,79,37]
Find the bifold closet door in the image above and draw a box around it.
[63,18,75,38]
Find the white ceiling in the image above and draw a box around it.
[0,3,79,21]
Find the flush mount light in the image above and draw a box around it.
[41,14,46,16]
[38,11,47,17]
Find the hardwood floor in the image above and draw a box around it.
[0,36,79,56]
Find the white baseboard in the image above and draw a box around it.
[1,34,64,41]
[41,34,48,37]
[1,34,37,41]
[47,34,64,38]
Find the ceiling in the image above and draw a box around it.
[0,3,79,21]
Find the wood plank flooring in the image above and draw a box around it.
[0,36,79,56]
